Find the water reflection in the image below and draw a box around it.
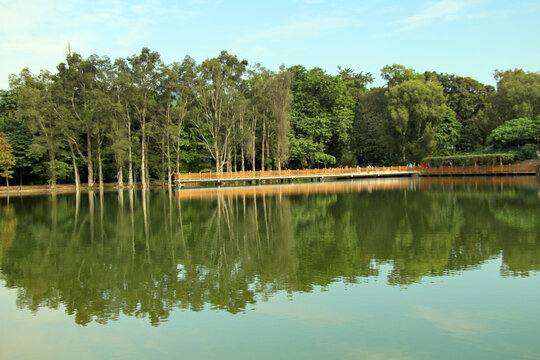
[0,177,538,326]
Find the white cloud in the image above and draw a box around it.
[413,305,487,339]
[0,0,192,88]
[395,0,470,30]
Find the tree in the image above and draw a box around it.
[381,64,421,87]
[195,51,248,172]
[385,79,446,162]
[337,66,374,101]
[0,133,15,191]
[128,48,162,188]
[268,68,293,170]
[489,69,540,128]
[10,69,67,189]
[351,87,389,165]
[434,108,462,155]
[424,72,494,124]
[0,90,39,185]
[456,125,482,152]
[487,117,539,148]
[288,66,355,168]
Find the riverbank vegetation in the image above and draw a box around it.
[0,49,538,188]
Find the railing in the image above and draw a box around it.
[174,164,536,181]
[174,166,411,181]
[416,164,536,175]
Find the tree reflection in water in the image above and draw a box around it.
[0,177,538,326]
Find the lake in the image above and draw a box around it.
[0,177,539,359]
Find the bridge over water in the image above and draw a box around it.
[174,164,537,188]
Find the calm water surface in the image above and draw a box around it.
[0,177,539,359]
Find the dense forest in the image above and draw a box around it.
[0,48,538,188]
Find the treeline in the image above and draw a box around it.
[0,48,538,188]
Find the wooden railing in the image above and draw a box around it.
[174,166,410,181]
[416,164,536,175]
[174,164,536,181]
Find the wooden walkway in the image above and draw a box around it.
[174,164,538,187]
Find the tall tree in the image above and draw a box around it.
[10,69,67,189]
[268,68,293,170]
[195,51,247,172]
[434,108,462,155]
[489,69,540,127]
[352,87,389,165]
[385,79,446,162]
[128,48,162,188]
[288,66,354,168]
[381,64,421,87]
[0,133,15,191]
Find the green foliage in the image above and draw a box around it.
[424,72,494,123]
[0,132,15,182]
[385,79,446,162]
[351,87,389,164]
[423,153,516,166]
[288,66,354,168]
[456,125,483,152]
[487,117,539,148]
[3,50,539,186]
[517,143,538,161]
[380,64,421,87]
[489,69,540,127]
[434,108,462,155]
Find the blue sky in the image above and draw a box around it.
[1,0,538,89]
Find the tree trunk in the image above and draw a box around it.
[49,152,56,190]
[167,131,172,188]
[266,126,271,169]
[69,143,80,192]
[117,163,124,189]
[126,106,134,188]
[97,144,103,190]
[241,147,245,172]
[261,119,266,171]
[141,122,146,190]
[87,133,94,187]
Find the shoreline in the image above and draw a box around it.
[1,174,538,198]
[0,182,170,197]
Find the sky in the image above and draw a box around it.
[0,0,539,89]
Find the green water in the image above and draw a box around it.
[0,177,539,359]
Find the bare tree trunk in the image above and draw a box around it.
[167,131,172,188]
[266,126,271,169]
[49,152,57,190]
[233,144,237,172]
[69,143,80,192]
[141,124,146,190]
[87,133,94,187]
[126,105,134,188]
[261,119,266,171]
[215,141,221,173]
[252,108,257,171]
[241,147,245,172]
[97,144,103,190]
[277,142,282,171]
[145,134,149,186]
[117,162,124,189]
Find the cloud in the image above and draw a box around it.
[413,305,487,339]
[0,0,193,88]
[239,17,354,43]
[395,0,469,30]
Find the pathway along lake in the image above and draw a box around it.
[0,177,539,359]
